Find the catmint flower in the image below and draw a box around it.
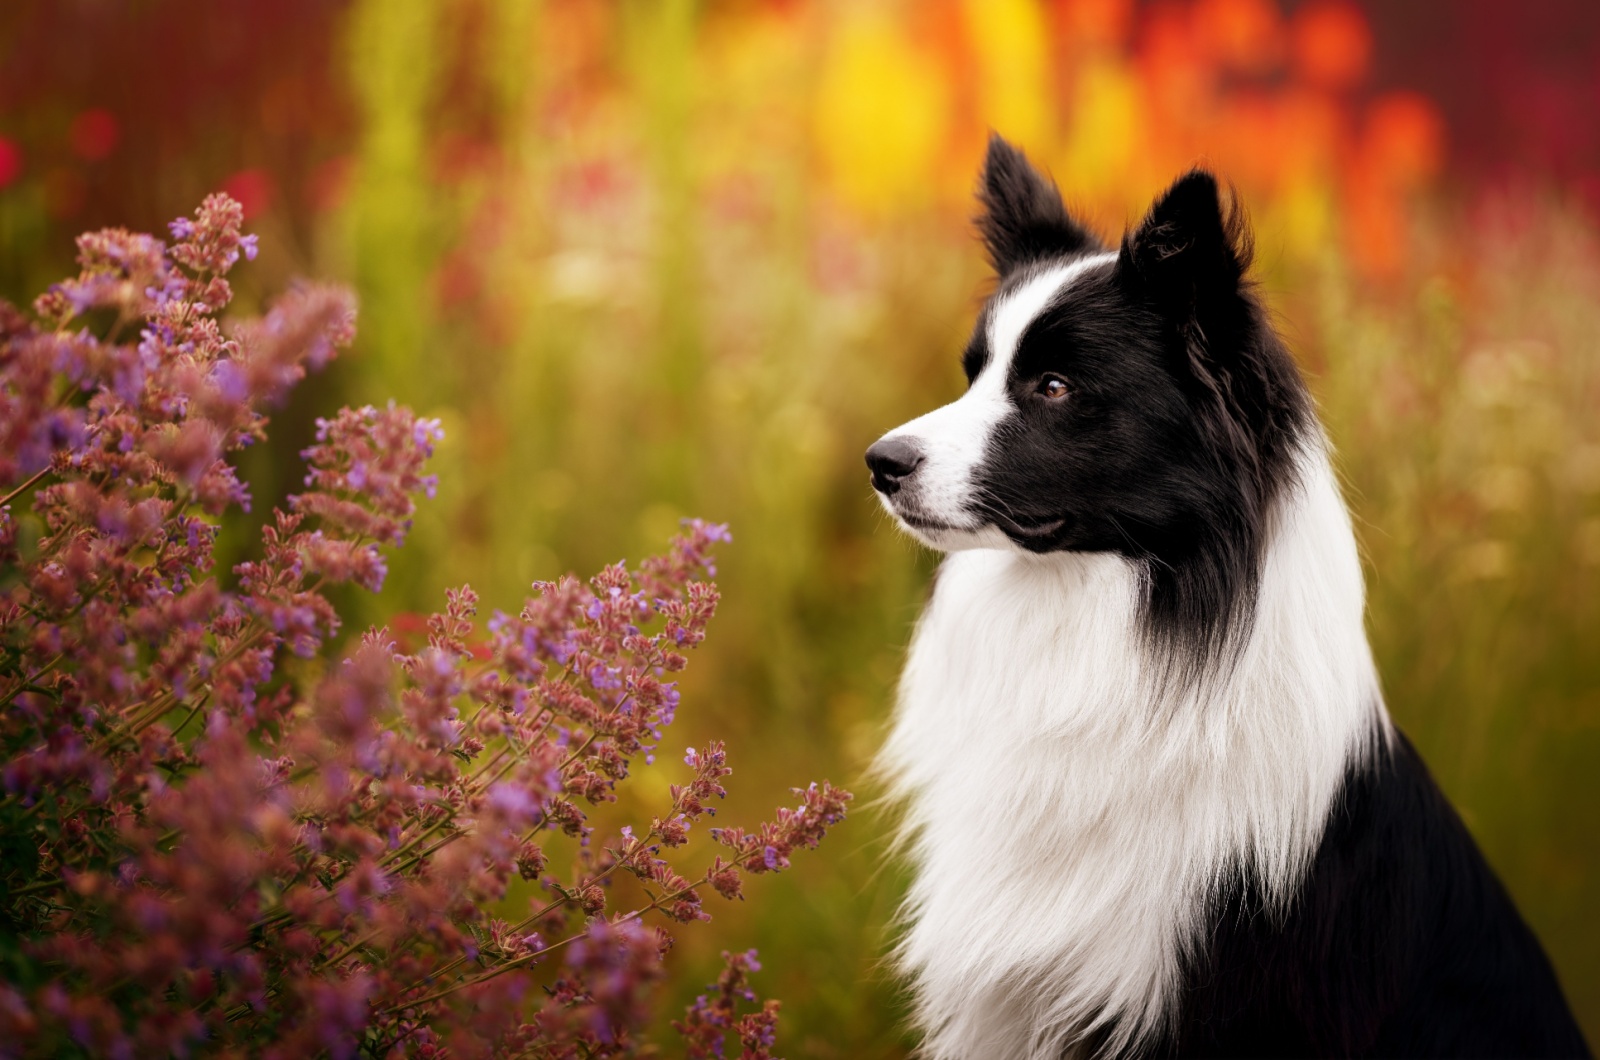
[0,198,847,1058]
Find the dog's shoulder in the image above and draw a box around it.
[1170,730,1591,1058]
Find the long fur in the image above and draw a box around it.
[881,430,1381,1059]
[866,137,1589,1058]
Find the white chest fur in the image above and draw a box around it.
[877,449,1388,1059]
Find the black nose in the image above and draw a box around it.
[865,438,925,495]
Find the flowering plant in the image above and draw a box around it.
[0,195,849,1057]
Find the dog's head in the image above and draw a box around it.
[867,136,1311,640]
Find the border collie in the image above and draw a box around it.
[866,136,1589,1059]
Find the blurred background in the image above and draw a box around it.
[3,0,1597,1053]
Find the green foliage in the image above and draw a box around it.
[1309,205,1600,1030]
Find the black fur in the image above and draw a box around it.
[1159,730,1590,1058]
[968,145,1310,660]
[963,140,1587,1055]
[975,135,1100,276]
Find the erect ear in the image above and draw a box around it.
[1117,170,1251,331]
[976,134,1099,276]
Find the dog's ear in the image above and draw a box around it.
[976,135,1098,276]
[1120,171,1289,465]
[1117,170,1251,338]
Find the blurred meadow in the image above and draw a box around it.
[3,0,1598,1053]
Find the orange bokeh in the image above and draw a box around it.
[1291,0,1373,90]
[1050,0,1134,52]
[1192,0,1286,75]
[1364,90,1447,188]
[791,0,1445,276]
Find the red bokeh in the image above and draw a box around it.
[221,168,274,219]
[67,108,120,161]
[1362,0,1600,195]
[0,137,21,188]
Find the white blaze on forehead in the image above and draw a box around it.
[875,252,1115,550]
[986,254,1115,381]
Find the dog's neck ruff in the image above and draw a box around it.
[878,443,1389,1060]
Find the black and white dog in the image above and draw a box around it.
[866,137,1589,1059]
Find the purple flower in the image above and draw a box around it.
[411,417,444,452]
[0,209,841,1058]
[211,359,248,402]
[487,781,542,826]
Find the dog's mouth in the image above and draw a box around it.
[894,505,1065,541]
[988,513,1067,540]
[899,512,964,534]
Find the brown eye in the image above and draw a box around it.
[1037,375,1068,400]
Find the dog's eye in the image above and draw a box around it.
[1037,375,1068,400]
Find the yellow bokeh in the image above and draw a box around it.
[813,7,950,214]
[1057,57,1146,223]
[964,0,1054,150]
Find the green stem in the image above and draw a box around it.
[0,654,64,709]
[405,783,690,991]
[383,829,463,878]
[167,692,211,740]
[0,467,50,509]
[380,852,747,1016]
[124,628,265,737]
[8,876,63,898]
